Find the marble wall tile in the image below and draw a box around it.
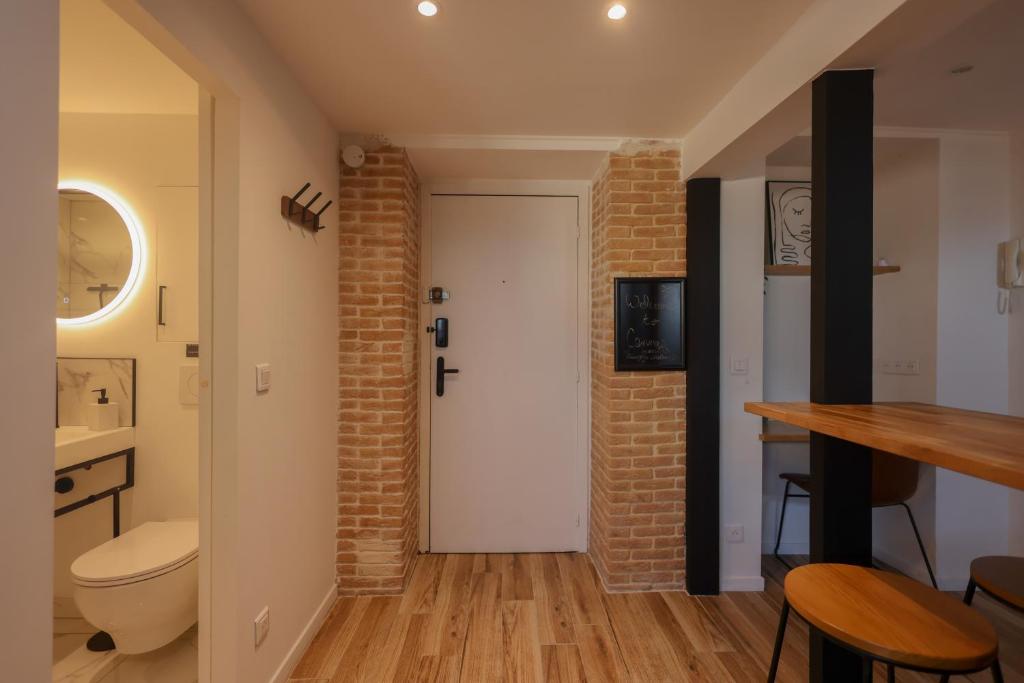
[57,357,135,427]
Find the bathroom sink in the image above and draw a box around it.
[55,426,134,471]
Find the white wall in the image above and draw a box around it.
[761,136,1019,585]
[935,133,1012,587]
[0,1,58,680]
[112,1,341,680]
[720,175,766,591]
[1010,128,1024,555]
[870,138,940,584]
[761,165,813,556]
[761,141,943,587]
[54,112,199,598]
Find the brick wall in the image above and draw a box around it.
[337,147,420,595]
[589,147,687,592]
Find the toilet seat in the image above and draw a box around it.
[72,519,198,588]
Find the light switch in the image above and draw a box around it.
[255,363,271,392]
[254,606,270,648]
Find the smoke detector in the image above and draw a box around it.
[342,145,366,169]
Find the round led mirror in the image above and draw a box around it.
[57,182,144,325]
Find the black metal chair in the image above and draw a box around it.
[772,450,938,588]
[939,556,1024,683]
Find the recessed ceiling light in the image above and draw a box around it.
[607,3,627,20]
[418,1,438,17]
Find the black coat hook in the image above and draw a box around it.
[288,183,310,216]
[315,200,333,218]
[303,191,322,210]
[280,182,332,233]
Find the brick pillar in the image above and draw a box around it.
[337,147,420,596]
[590,146,687,592]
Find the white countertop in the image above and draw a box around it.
[55,426,135,471]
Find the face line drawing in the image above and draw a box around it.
[771,183,812,265]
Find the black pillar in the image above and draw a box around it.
[809,69,874,682]
[685,177,720,595]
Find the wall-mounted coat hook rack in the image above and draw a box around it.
[281,181,333,233]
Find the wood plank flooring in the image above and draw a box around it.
[290,554,1024,682]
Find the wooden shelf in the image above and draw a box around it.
[744,402,1024,490]
[759,432,810,443]
[764,264,901,277]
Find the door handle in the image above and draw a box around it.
[436,356,460,397]
[158,285,167,326]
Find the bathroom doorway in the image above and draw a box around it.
[53,2,209,681]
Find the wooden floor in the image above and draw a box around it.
[290,554,1024,682]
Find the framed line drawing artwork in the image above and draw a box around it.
[766,180,812,266]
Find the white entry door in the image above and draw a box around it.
[429,194,582,553]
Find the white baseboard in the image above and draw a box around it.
[721,576,765,592]
[270,584,337,683]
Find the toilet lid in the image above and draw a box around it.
[71,519,198,585]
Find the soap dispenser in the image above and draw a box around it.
[87,388,119,432]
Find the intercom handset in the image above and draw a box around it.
[997,239,1023,315]
[998,239,1024,289]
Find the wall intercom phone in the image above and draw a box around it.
[997,238,1023,315]
[998,239,1024,289]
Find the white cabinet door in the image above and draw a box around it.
[155,186,198,342]
[429,194,581,553]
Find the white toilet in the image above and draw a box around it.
[71,518,199,655]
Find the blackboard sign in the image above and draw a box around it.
[614,277,685,371]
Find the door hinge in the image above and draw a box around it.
[576,513,581,527]
[576,371,580,384]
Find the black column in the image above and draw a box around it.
[685,177,720,596]
[809,69,875,682]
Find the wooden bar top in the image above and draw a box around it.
[744,402,1024,491]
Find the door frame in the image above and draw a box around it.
[419,180,591,553]
[104,3,239,680]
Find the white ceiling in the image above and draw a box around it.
[236,0,814,139]
[874,0,1024,131]
[60,0,197,115]
[766,0,1024,169]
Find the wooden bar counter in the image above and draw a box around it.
[745,401,1024,490]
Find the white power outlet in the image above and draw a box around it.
[254,606,270,648]
[725,525,744,543]
[880,359,920,376]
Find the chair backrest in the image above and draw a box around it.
[871,450,920,507]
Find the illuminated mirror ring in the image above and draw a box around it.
[57,180,146,326]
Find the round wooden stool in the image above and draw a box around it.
[965,555,1024,611]
[767,564,1003,682]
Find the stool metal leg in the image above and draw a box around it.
[964,577,977,606]
[767,600,790,683]
[899,502,937,589]
[861,657,873,683]
[773,482,792,569]
[992,658,1004,683]
[886,663,895,683]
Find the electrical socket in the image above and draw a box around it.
[725,525,744,543]
[880,359,920,376]
[254,606,270,649]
